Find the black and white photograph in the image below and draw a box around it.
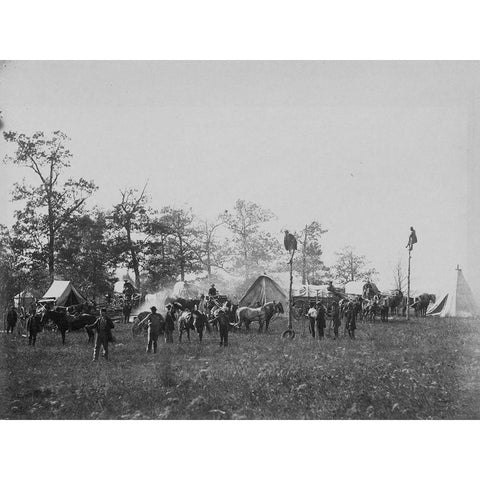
[2,59,479,422]
[2,6,480,480]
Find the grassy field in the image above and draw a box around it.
[1,315,480,420]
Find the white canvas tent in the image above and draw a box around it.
[40,280,86,306]
[239,275,287,307]
[427,267,479,318]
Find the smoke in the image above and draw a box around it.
[133,287,172,316]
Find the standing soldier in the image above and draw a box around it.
[208,284,218,297]
[164,304,175,344]
[316,302,327,340]
[27,313,42,346]
[197,294,206,314]
[143,306,164,353]
[307,303,317,338]
[122,301,132,324]
[346,304,357,339]
[87,308,115,361]
[6,306,18,334]
[332,301,341,340]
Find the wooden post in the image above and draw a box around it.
[288,251,294,330]
[406,248,411,320]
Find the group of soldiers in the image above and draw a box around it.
[4,304,43,346]
[306,299,358,340]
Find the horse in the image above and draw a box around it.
[165,297,199,313]
[41,309,97,344]
[235,301,284,332]
[379,298,389,322]
[384,290,403,317]
[178,309,210,342]
[412,293,436,317]
[362,298,379,323]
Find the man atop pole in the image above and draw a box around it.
[405,226,418,320]
[406,226,417,251]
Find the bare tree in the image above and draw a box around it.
[332,246,378,285]
[392,258,407,292]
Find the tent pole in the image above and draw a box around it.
[407,248,411,320]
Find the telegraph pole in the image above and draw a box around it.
[406,247,411,320]
[288,250,294,330]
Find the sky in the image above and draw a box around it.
[1,61,479,296]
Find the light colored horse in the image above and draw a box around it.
[235,301,284,332]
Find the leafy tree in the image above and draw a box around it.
[224,199,278,279]
[159,206,202,281]
[293,221,329,284]
[0,226,22,310]
[3,131,97,279]
[191,214,230,281]
[56,212,116,303]
[110,184,157,290]
[332,246,378,285]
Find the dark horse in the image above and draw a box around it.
[178,309,210,342]
[41,309,97,344]
[235,301,284,332]
[413,293,436,317]
[165,297,199,312]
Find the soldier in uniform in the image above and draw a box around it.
[87,308,115,361]
[346,304,357,339]
[27,313,42,346]
[143,306,164,353]
[164,304,176,343]
[123,281,135,301]
[6,306,18,334]
[315,302,327,340]
[332,301,341,339]
[208,284,217,297]
[307,303,317,338]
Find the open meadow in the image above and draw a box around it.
[2,316,480,420]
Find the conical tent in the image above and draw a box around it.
[40,281,86,306]
[427,267,479,318]
[239,275,287,307]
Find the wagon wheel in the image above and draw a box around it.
[281,329,295,340]
[131,321,143,336]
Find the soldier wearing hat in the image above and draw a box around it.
[144,306,164,353]
[87,308,115,361]
[208,284,218,297]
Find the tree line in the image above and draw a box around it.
[0,131,378,307]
